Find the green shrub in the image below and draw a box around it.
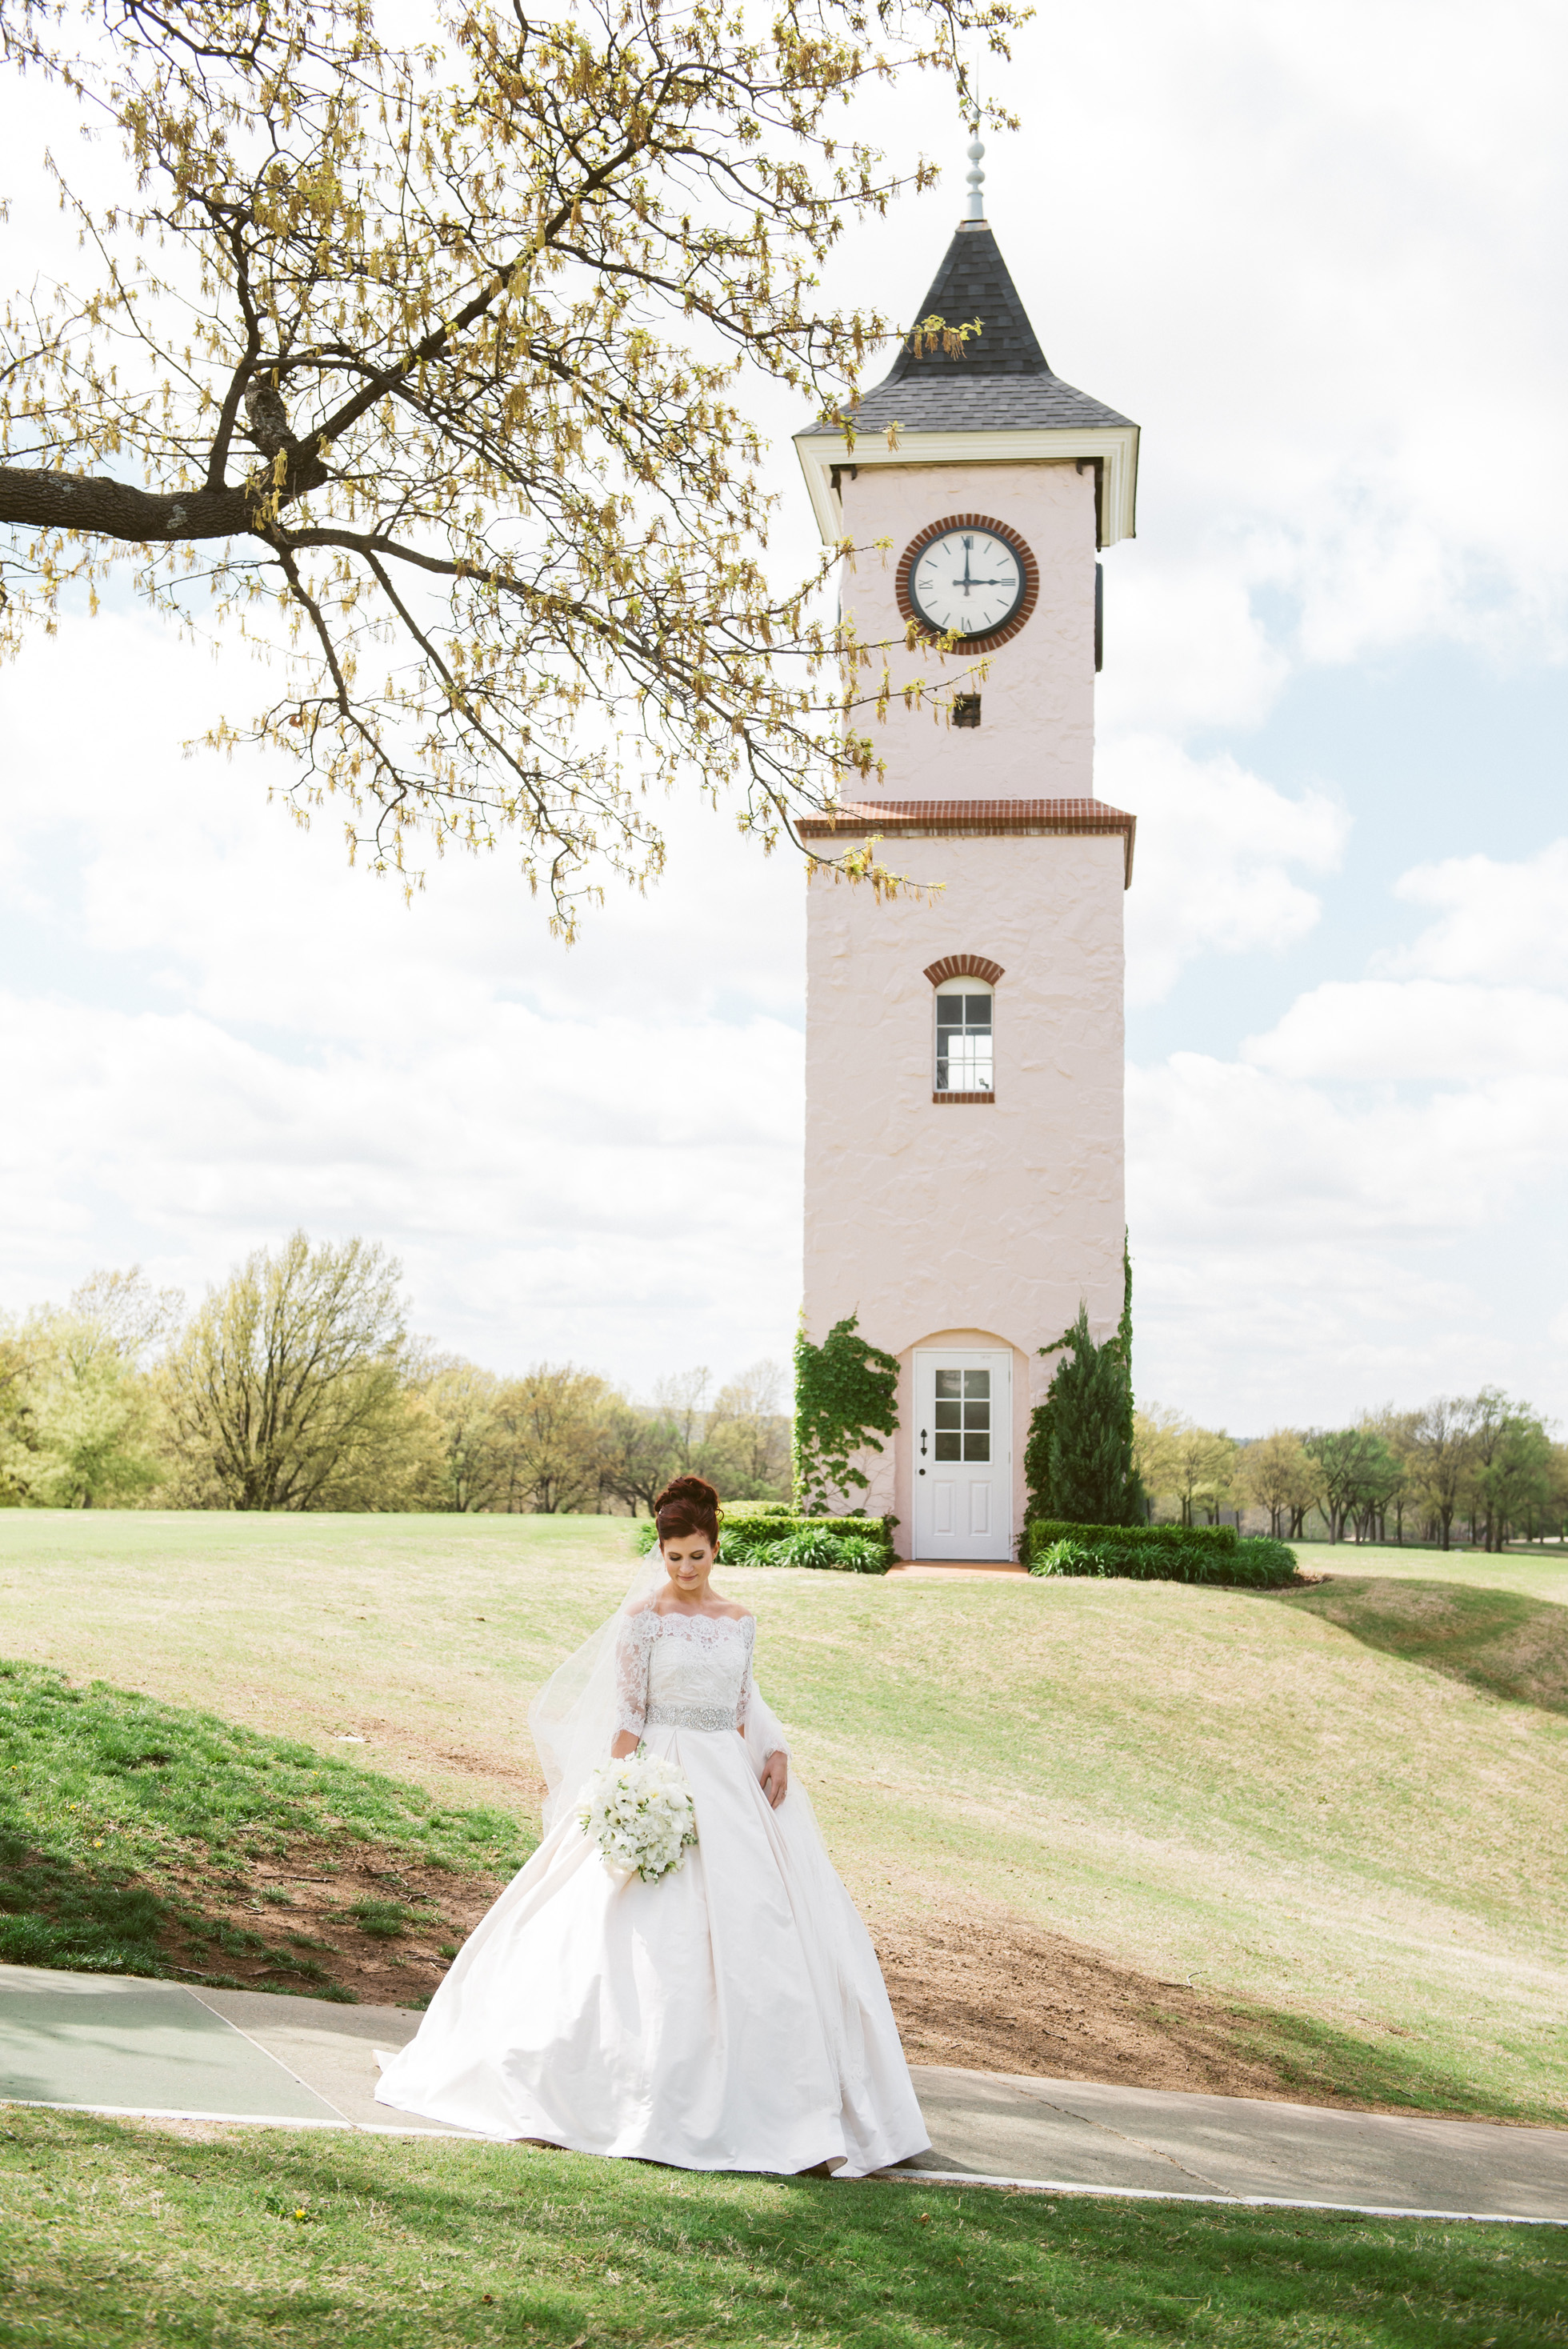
[1029,1519,1239,1556]
[1028,1530,1298,1590]
[635,1510,895,1571]
[768,1528,889,1575]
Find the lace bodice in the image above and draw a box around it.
[613,1610,762,1743]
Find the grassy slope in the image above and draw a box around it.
[0,1518,1564,2120]
[1,2108,1562,2349]
[0,1660,528,1989]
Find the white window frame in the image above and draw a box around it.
[933,980,994,1098]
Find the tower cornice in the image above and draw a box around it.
[798,796,1137,887]
[793,422,1138,550]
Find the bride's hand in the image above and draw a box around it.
[760,1749,788,1809]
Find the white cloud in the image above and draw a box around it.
[1127,1046,1568,1426]
[1382,840,1568,988]
[1242,978,1568,1085]
[1104,737,1348,1006]
[0,617,806,1393]
[4,0,1568,1439]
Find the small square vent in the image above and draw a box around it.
[952,694,981,730]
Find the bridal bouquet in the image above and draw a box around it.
[578,1748,698,1883]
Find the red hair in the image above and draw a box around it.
[654,1475,721,1547]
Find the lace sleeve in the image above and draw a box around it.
[735,1617,757,1731]
[612,1610,654,1741]
[737,1619,787,1760]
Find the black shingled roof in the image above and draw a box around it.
[820,222,1134,436]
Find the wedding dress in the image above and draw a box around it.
[374,1583,929,2176]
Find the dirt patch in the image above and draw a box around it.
[870,1905,1292,2099]
[161,1840,507,2009]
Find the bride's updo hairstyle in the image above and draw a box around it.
[654,1475,721,1549]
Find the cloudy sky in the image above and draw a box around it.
[2,0,1565,1429]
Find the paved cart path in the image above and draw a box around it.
[2,1965,1564,2222]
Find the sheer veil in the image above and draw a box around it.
[529,1548,667,1833]
[527,1542,794,1833]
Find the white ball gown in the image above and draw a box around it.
[374,1588,930,2176]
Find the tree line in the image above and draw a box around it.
[1134,1399,1567,1551]
[0,1235,790,1514]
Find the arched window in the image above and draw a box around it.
[924,956,1004,1101]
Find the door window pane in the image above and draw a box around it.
[934,1370,962,1398]
[934,1432,962,1460]
[934,1399,962,1429]
[962,1432,990,1461]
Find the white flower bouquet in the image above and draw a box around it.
[578,1747,698,1883]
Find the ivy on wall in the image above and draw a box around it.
[793,1314,900,1513]
[1025,1235,1144,1528]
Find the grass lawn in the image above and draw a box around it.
[0,2107,1562,2349]
[1,1515,1565,2123]
[0,1659,530,1997]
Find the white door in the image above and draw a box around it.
[911,1349,1013,1561]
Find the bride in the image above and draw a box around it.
[374,1475,930,2175]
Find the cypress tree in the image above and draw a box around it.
[1025,1239,1142,1527]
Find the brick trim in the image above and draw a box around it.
[802,798,1137,888]
[932,1090,995,1105]
[924,954,1004,989]
[895,514,1038,651]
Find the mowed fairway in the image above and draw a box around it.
[2,1515,1565,2124]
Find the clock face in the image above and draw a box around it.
[906,525,1028,639]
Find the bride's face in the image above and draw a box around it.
[661,1532,716,1599]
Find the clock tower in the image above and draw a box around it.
[792,146,1140,1561]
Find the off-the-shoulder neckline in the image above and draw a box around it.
[630,1600,753,1625]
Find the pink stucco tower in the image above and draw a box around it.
[792,166,1140,1561]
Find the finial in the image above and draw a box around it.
[965,121,986,222]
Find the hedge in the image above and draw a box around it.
[634,1509,897,1575]
[1026,1525,1299,1590]
[1027,1519,1239,1558]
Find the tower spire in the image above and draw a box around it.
[965,121,986,223]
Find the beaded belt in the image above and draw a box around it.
[646,1700,738,1733]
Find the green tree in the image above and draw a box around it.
[1170,1420,1237,1528]
[1462,1389,1554,1552]
[1236,1429,1322,1540]
[1402,1396,1476,1550]
[1026,1303,1140,1527]
[418,1357,510,1512]
[160,1231,415,1509]
[491,1366,614,1513]
[793,1315,899,1514]
[21,1342,160,1509]
[1,0,1017,922]
[2,1267,183,1507]
[595,1398,683,1518]
[1303,1424,1402,1545]
[703,1359,792,1501]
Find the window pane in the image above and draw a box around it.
[962,1433,991,1461]
[934,1399,962,1429]
[935,1054,951,1090]
[963,995,992,1028]
[934,1432,962,1460]
[935,996,963,1026]
[934,1371,962,1398]
[964,1372,990,1399]
[963,1402,990,1430]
